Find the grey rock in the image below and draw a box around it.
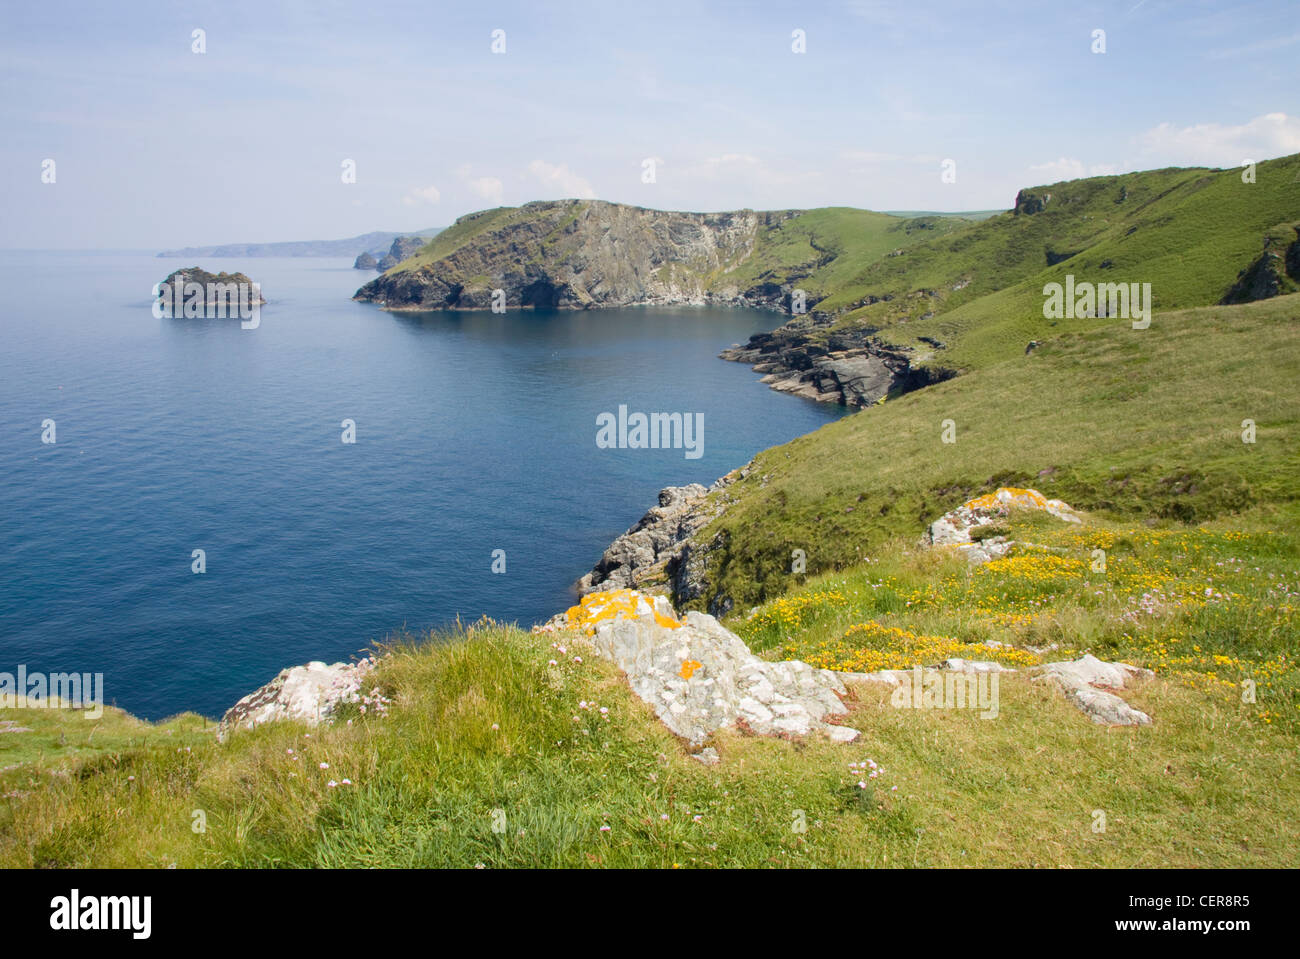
[217,657,381,742]
[1034,654,1153,726]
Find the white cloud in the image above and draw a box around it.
[454,165,506,205]
[683,153,821,189]
[1025,158,1121,183]
[401,185,441,206]
[467,177,505,204]
[1136,112,1300,167]
[527,159,597,199]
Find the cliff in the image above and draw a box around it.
[353,199,807,311]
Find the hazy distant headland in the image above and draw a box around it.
[156,228,443,259]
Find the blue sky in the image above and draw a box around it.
[2,0,1297,248]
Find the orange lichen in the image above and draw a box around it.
[962,487,1050,511]
[680,659,702,679]
[560,588,681,634]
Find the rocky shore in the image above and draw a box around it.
[574,468,747,616]
[718,319,952,407]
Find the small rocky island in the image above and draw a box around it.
[156,267,266,316]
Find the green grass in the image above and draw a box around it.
[683,293,1300,614]
[821,155,1300,373]
[6,161,1298,869]
[3,611,1296,867]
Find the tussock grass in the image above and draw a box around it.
[3,598,1297,866]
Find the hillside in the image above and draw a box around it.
[731,155,1300,397]
[590,294,1300,617]
[352,200,972,311]
[5,160,1298,871]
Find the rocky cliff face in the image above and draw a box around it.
[376,235,429,271]
[353,199,803,311]
[1220,225,1300,304]
[719,318,952,408]
[576,469,747,617]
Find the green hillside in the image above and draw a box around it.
[682,293,1300,614]
[806,155,1300,373]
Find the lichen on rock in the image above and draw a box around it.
[537,588,858,746]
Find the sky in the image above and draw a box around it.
[2,0,1298,249]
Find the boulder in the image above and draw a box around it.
[924,487,1081,563]
[1034,654,1153,726]
[217,657,382,742]
[538,589,857,746]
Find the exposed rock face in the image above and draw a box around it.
[719,320,949,407]
[353,251,378,270]
[923,487,1082,563]
[1035,654,1153,726]
[376,235,429,272]
[575,466,749,616]
[577,482,724,596]
[354,199,803,311]
[1220,227,1300,303]
[157,267,266,311]
[536,589,857,745]
[217,657,383,742]
[1014,189,1052,215]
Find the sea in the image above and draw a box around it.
[0,252,847,719]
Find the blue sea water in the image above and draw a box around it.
[0,252,847,720]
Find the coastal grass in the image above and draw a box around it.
[2,614,1296,867]
[733,509,1299,732]
[825,155,1300,373]
[686,293,1300,614]
[0,702,209,774]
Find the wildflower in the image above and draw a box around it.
[319,762,329,770]
[327,780,338,788]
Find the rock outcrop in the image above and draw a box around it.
[375,235,429,272]
[719,320,950,407]
[577,482,723,596]
[536,589,857,745]
[1034,654,1153,726]
[354,199,805,311]
[1220,225,1300,304]
[157,267,266,313]
[353,252,378,270]
[923,487,1082,562]
[217,657,385,742]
